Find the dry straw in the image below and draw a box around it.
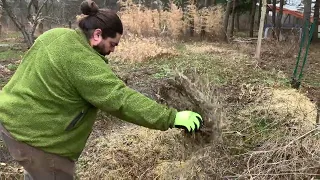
[117,0,224,40]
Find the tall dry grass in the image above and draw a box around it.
[108,0,225,63]
[117,0,224,40]
[109,36,179,63]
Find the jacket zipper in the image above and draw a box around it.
[65,109,87,131]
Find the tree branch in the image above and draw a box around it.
[283,126,320,149]
[32,0,50,35]
[1,0,24,31]
[1,0,34,47]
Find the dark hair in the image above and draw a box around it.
[78,0,123,39]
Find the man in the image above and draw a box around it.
[0,0,203,179]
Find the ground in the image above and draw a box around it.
[0,31,319,179]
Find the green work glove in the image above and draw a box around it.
[174,111,203,132]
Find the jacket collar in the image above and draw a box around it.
[74,28,109,64]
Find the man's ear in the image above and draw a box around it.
[90,29,103,46]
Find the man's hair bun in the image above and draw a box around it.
[80,0,99,16]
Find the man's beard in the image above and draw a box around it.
[93,42,110,56]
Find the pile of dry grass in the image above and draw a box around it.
[117,0,224,40]
[157,73,319,179]
[232,87,320,179]
[75,33,320,179]
[77,70,320,179]
[76,126,194,179]
[239,88,317,129]
[109,36,179,63]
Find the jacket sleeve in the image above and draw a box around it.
[65,54,177,131]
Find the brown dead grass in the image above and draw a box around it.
[240,88,317,129]
[117,0,224,40]
[184,42,240,55]
[76,126,191,179]
[109,36,179,63]
[76,33,320,179]
[77,69,320,179]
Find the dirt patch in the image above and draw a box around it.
[0,143,23,179]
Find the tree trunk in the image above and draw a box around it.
[28,0,40,21]
[313,0,319,42]
[255,0,267,59]
[205,0,213,6]
[2,0,33,47]
[229,0,237,37]
[189,16,195,37]
[303,0,312,46]
[236,11,240,31]
[275,0,284,40]
[44,0,54,29]
[19,0,28,31]
[200,8,207,39]
[1,0,49,48]
[187,0,195,37]
[223,0,232,42]
[316,100,320,124]
[38,22,44,34]
[257,0,262,29]
[249,0,257,37]
[272,0,276,37]
[212,0,216,5]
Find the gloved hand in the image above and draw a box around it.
[174,111,203,132]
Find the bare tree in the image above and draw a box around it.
[228,0,236,37]
[272,0,276,37]
[1,0,50,48]
[223,0,232,42]
[235,10,240,31]
[275,0,284,40]
[249,0,257,37]
[0,5,2,37]
[255,0,267,59]
[313,0,319,42]
[257,0,262,29]
[303,0,312,46]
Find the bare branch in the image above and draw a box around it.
[27,0,35,21]
[1,0,24,31]
[225,173,320,178]
[283,126,320,149]
[1,0,34,47]
[31,0,50,35]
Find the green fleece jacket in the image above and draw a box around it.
[0,28,177,160]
